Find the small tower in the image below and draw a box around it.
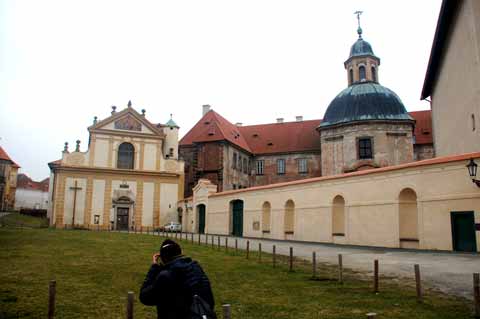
[163,114,180,159]
[344,11,380,85]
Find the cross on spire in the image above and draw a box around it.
[354,10,363,38]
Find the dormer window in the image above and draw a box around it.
[359,65,366,82]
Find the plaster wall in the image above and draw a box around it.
[223,144,250,190]
[202,158,480,251]
[92,179,105,225]
[142,182,154,226]
[431,0,480,156]
[94,139,109,167]
[15,189,49,210]
[160,183,178,225]
[64,177,87,225]
[143,143,157,171]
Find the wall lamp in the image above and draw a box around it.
[466,159,480,187]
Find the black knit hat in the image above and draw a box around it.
[159,239,182,263]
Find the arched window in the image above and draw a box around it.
[284,200,295,234]
[399,188,418,246]
[262,202,271,232]
[332,195,345,236]
[349,68,354,85]
[117,142,135,169]
[359,65,366,81]
[371,66,377,82]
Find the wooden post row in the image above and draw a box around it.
[258,243,262,262]
[289,247,293,272]
[414,264,422,302]
[246,241,250,259]
[222,304,231,319]
[373,259,379,293]
[225,238,228,252]
[273,245,276,268]
[312,252,317,278]
[338,254,343,284]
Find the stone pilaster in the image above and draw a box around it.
[54,174,66,226]
[107,138,114,168]
[153,182,160,227]
[88,135,96,166]
[84,177,94,225]
[139,142,145,170]
[103,179,112,229]
[135,181,144,228]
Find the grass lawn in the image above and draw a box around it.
[0,216,473,318]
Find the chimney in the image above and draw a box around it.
[276,118,284,123]
[296,116,303,122]
[202,104,211,116]
[235,122,243,126]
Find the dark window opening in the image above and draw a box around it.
[359,66,366,81]
[358,138,373,159]
[371,66,376,82]
[117,142,135,169]
[349,69,354,84]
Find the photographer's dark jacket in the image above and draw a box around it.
[139,256,215,319]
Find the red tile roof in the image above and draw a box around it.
[409,110,433,145]
[180,109,433,154]
[239,120,322,154]
[0,146,20,167]
[180,110,252,152]
[211,151,480,197]
[17,173,49,192]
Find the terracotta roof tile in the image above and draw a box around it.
[409,110,433,145]
[180,110,433,154]
[239,120,322,154]
[0,146,14,163]
[17,173,49,191]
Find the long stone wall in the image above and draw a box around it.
[197,153,480,252]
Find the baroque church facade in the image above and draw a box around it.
[179,26,434,198]
[47,103,185,230]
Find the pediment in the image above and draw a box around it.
[90,107,162,137]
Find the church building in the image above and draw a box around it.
[179,24,434,198]
[47,103,185,230]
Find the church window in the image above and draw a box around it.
[371,66,377,82]
[358,138,373,159]
[243,158,248,174]
[117,142,135,169]
[277,159,286,175]
[298,158,307,174]
[256,160,264,175]
[359,65,366,81]
[349,69,354,84]
[232,153,237,169]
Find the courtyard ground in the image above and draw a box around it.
[0,215,475,318]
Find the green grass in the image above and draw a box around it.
[0,226,473,318]
[0,212,49,228]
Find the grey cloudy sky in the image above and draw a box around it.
[0,0,441,181]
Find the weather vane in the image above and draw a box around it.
[354,10,363,38]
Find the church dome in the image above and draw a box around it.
[320,82,414,128]
[349,38,375,59]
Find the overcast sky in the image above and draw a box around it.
[0,0,441,181]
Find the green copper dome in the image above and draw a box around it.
[320,82,414,128]
[166,118,179,128]
[349,38,375,58]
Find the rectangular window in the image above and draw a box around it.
[298,158,307,173]
[232,153,237,169]
[239,156,243,172]
[277,159,285,175]
[256,160,264,175]
[358,138,373,159]
[243,158,248,174]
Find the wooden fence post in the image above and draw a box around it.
[217,236,221,250]
[222,304,231,319]
[246,241,250,259]
[474,273,480,318]
[205,234,208,245]
[289,247,293,272]
[273,245,276,268]
[235,239,238,254]
[338,254,343,284]
[366,313,377,318]
[373,259,379,293]
[312,252,317,278]
[414,264,422,302]
[127,291,134,319]
[191,233,194,244]
[211,235,214,248]
[198,233,201,245]
[48,280,56,319]
[258,243,262,262]
[225,238,228,252]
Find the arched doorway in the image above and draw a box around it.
[230,200,244,237]
[197,204,206,234]
[398,188,418,248]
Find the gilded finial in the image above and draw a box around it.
[354,10,363,38]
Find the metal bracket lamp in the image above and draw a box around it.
[466,158,480,187]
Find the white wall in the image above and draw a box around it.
[15,189,49,210]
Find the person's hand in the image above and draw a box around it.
[152,253,160,265]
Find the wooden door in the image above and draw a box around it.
[232,200,243,237]
[451,211,477,252]
[116,208,129,231]
[198,205,205,234]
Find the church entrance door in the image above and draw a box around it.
[197,204,206,234]
[117,207,129,231]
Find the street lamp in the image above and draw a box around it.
[466,159,480,187]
